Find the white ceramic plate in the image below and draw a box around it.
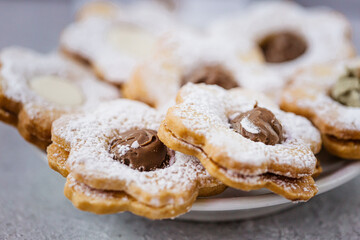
[36,148,360,222]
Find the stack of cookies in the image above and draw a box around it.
[0,1,359,220]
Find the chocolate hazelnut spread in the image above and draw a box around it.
[109,129,167,171]
[259,32,307,63]
[181,64,239,89]
[230,106,284,145]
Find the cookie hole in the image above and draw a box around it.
[181,64,239,90]
[229,106,284,145]
[329,67,360,107]
[258,31,307,63]
[28,75,84,107]
[108,129,169,171]
[107,23,156,60]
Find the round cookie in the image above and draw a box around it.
[60,1,177,85]
[48,99,225,219]
[0,47,120,149]
[281,58,360,160]
[208,1,355,98]
[159,83,322,201]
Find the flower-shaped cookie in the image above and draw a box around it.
[208,1,355,97]
[60,1,177,85]
[0,47,119,149]
[281,58,360,160]
[159,83,322,201]
[48,99,225,219]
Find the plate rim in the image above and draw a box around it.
[190,161,360,211]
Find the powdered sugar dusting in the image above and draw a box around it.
[116,145,130,157]
[114,140,139,157]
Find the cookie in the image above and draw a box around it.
[158,83,322,201]
[208,1,355,97]
[281,59,360,160]
[60,1,177,85]
[48,99,225,219]
[0,47,120,149]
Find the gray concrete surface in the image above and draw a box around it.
[0,1,359,239]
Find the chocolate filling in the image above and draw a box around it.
[109,129,168,171]
[259,31,307,63]
[181,64,239,90]
[230,105,284,145]
[326,134,360,144]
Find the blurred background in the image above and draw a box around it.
[0,1,359,239]
[0,0,359,52]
